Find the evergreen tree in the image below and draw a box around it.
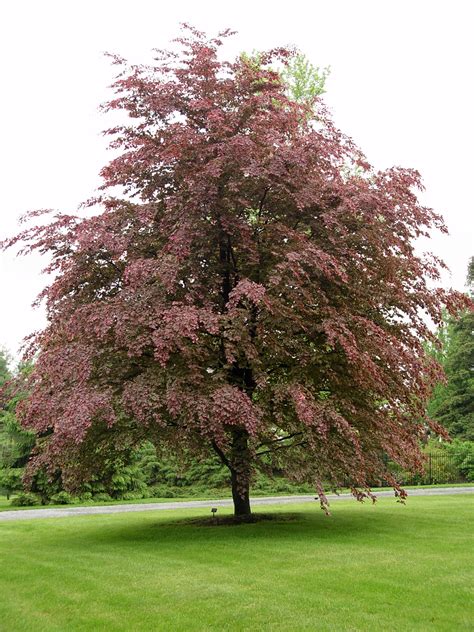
[0,357,35,498]
[429,259,474,440]
[0,351,27,497]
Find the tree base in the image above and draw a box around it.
[177,512,300,527]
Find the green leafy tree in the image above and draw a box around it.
[0,468,23,500]
[0,350,30,498]
[467,256,474,286]
[428,259,474,440]
[281,53,329,104]
[0,348,14,467]
[446,439,474,481]
[0,348,11,387]
[0,361,35,468]
[426,313,451,422]
[0,358,36,500]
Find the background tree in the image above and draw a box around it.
[467,256,474,287]
[281,53,329,104]
[0,348,14,473]
[0,348,10,388]
[0,353,35,498]
[2,25,470,519]
[428,258,474,440]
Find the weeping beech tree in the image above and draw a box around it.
[3,26,469,518]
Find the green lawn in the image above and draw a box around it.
[1,482,471,512]
[0,495,473,631]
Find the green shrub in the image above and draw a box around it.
[121,491,147,500]
[148,485,176,498]
[10,492,41,506]
[0,468,23,500]
[445,440,474,481]
[92,493,113,503]
[110,465,148,498]
[50,491,74,505]
[29,468,63,504]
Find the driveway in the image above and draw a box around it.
[1,486,472,522]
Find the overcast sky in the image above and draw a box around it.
[1,0,473,358]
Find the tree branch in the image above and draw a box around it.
[256,432,303,449]
[258,187,270,219]
[211,440,231,470]
[228,235,239,278]
[255,440,307,457]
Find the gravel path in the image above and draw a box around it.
[1,486,472,522]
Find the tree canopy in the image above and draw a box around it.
[2,25,470,517]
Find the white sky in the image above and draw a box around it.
[1,0,473,357]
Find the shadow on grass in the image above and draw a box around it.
[171,511,302,527]
[30,501,422,555]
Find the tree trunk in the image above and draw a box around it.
[230,428,252,520]
[231,468,251,518]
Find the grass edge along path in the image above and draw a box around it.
[0,495,472,631]
[0,485,473,522]
[1,482,471,513]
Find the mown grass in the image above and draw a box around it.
[0,495,473,631]
[1,482,471,512]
